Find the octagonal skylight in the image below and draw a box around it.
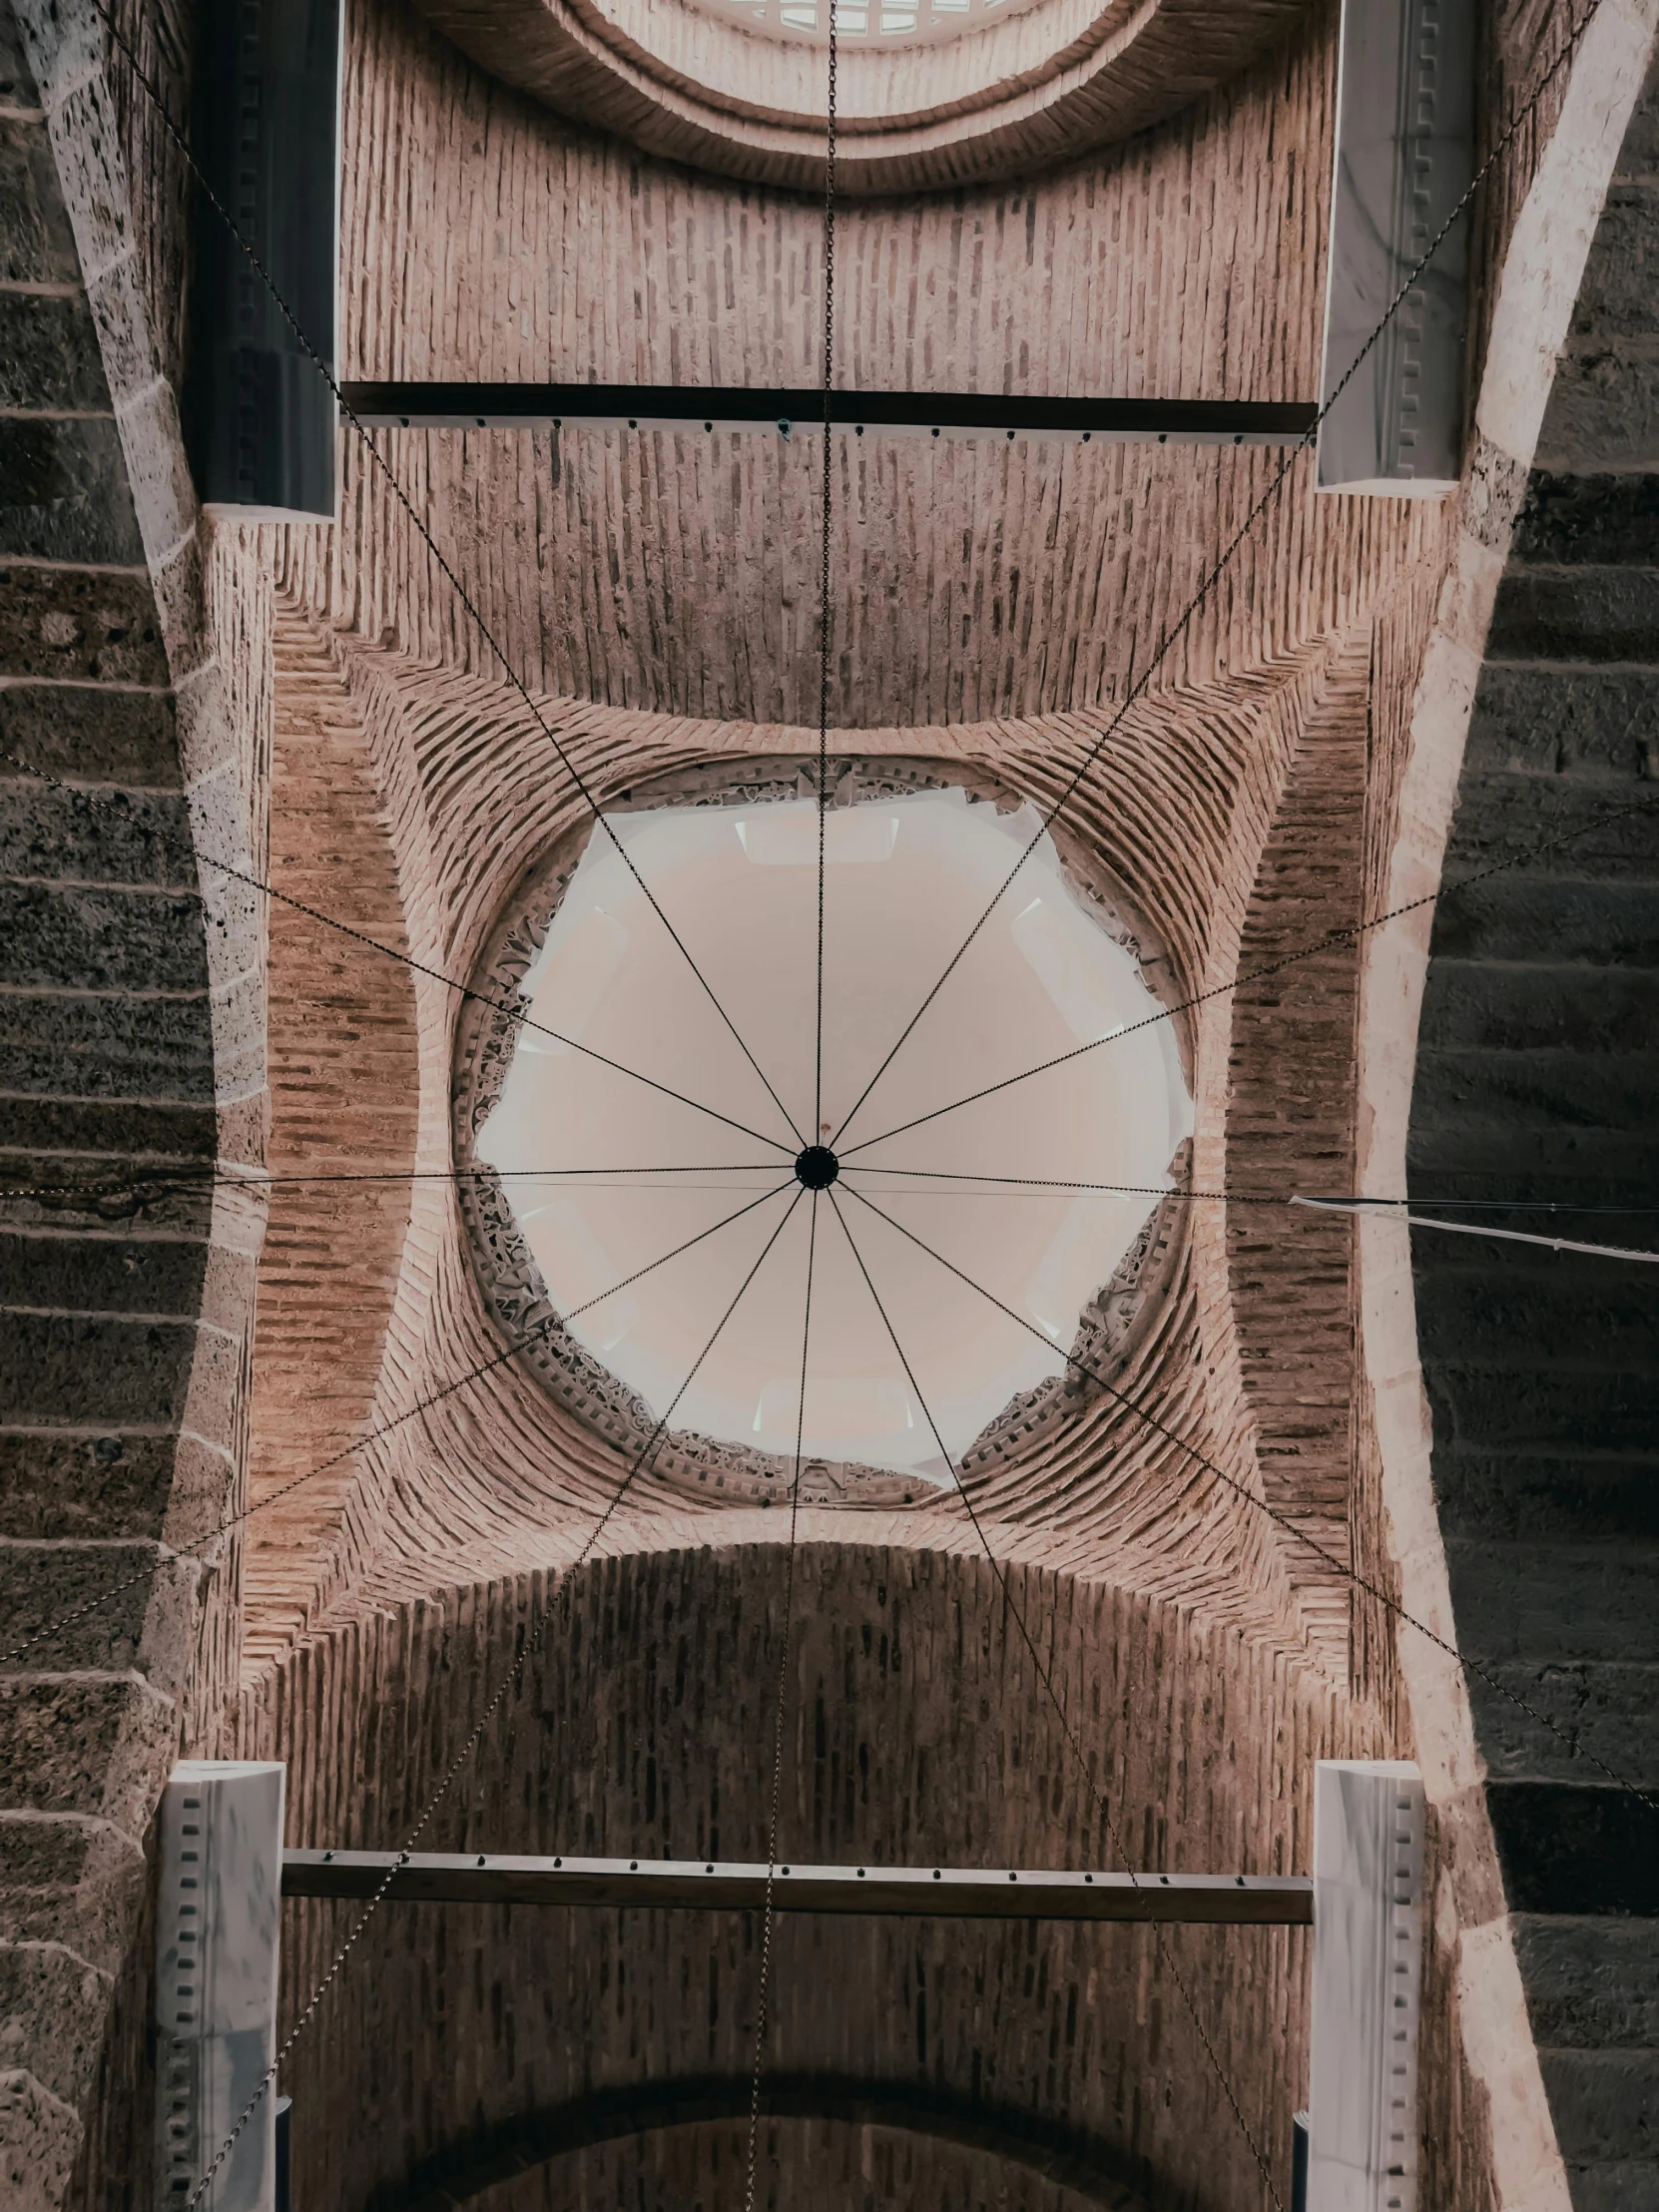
[720,0,1045,44]
[473,785,1192,1484]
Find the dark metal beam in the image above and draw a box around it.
[281,1850,1313,1924]
[338,383,1317,448]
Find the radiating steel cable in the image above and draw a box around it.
[813,14,838,1146]
[743,1191,821,2212]
[1,1177,797,1670]
[0,752,794,1157]
[828,1192,1286,2212]
[183,1185,808,2208]
[839,1180,1659,1822]
[72,0,805,1152]
[837,785,1659,1159]
[828,0,1613,1154]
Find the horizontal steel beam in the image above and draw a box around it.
[282,1850,1313,1925]
[338,383,1317,448]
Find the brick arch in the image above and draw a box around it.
[246,1539,1382,2212]
[375,2075,1152,2212]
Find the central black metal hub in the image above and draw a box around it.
[795,1144,839,1191]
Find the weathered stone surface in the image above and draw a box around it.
[0,682,183,790]
[1444,1540,1659,1663]
[0,1311,203,1427]
[0,121,77,288]
[0,289,106,412]
[1465,661,1659,778]
[1428,878,1659,967]
[0,985,217,1101]
[0,1671,174,1827]
[1415,960,1659,1053]
[0,779,197,888]
[1512,472,1659,564]
[1538,2050,1659,2162]
[0,1435,179,1543]
[1431,1447,1659,1544]
[0,1226,210,1316]
[1468,1662,1659,1786]
[0,416,146,563]
[0,2068,80,2212]
[0,1941,111,2109]
[1515,1914,1659,2045]
[1571,183,1659,340]
[0,881,207,993]
[1485,1783,1659,1916]
[1487,564,1659,664]
[0,565,166,686]
[1540,343,1659,472]
[0,1546,160,1675]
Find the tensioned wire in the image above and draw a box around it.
[828,1190,1286,2212]
[74,0,805,1156]
[839,1178,1659,1825]
[743,1190,821,2212]
[1,752,795,1158]
[827,0,1617,1156]
[836,781,1659,1158]
[0,1177,798,1671]
[182,1185,810,2210]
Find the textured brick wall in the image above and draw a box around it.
[242,1542,1384,2212]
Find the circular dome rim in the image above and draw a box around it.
[411,0,1315,194]
[451,752,1194,1510]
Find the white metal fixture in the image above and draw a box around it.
[155,1762,286,2212]
[1317,0,1474,493]
[1307,1761,1425,2212]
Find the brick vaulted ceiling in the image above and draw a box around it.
[229,2,1460,2201]
[11,0,1650,2206]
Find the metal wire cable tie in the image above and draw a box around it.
[827,0,1612,1154]
[840,1180,1659,1823]
[828,1190,1285,2211]
[0,1176,797,1670]
[185,1184,808,2209]
[77,0,805,1152]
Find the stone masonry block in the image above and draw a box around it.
[0,2067,81,2212]
[0,564,166,685]
[1417,960,1659,1053]
[1428,879,1659,967]
[0,414,145,564]
[1443,770,1659,876]
[1512,1915,1659,2047]
[0,117,78,288]
[0,1226,211,1318]
[1487,563,1659,665]
[0,1312,202,1428]
[0,1094,217,1166]
[0,776,198,888]
[0,1671,174,1829]
[1571,183,1659,339]
[0,682,182,790]
[1539,343,1659,471]
[1511,472,1659,565]
[0,1543,159,1675]
[1538,2050,1659,2162]
[0,986,216,1101]
[0,288,107,412]
[1466,1659,1659,1788]
[0,1940,113,2110]
[1466,662,1659,779]
[0,1811,146,1974]
[0,1432,180,1542]
[1442,1537,1659,1662]
[0,881,208,993]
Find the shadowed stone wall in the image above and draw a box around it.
[1409,42,1659,2210]
[0,3,269,2203]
